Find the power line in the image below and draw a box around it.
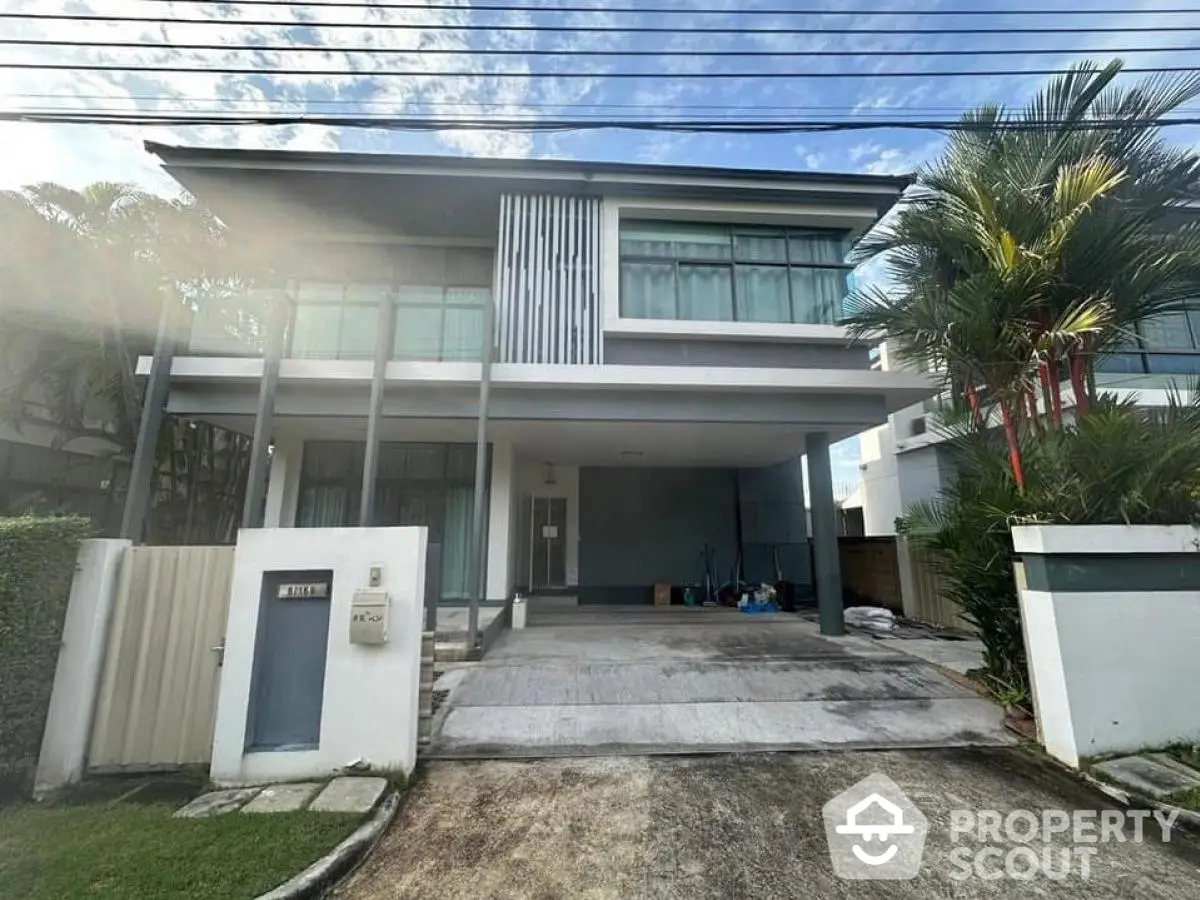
[16,92,1198,117]
[3,62,1197,78]
[4,110,1198,132]
[0,94,1077,112]
[7,39,1199,58]
[2,12,1197,35]
[119,0,1200,16]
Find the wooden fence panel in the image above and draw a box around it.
[897,539,974,632]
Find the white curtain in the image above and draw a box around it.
[736,266,790,323]
[621,261,676,319]
[297,485,348,527]
[393,304,443,360]
[791,268,848,325]
[442,298,485,361]
[679,265,733,321]
[441,486,473,600]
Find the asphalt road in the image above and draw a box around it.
[337,747,1200,899]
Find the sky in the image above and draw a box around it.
[2,0,1199,489]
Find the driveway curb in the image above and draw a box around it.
[255,790,402,900]
[1080,771,1200,835]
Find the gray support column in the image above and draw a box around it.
[359,297,396,526]
[806,431,845,636]
[466,291,496,648]
[241,291,288,530]
[120,296,179,542]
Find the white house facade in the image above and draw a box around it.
[135,143,934,636]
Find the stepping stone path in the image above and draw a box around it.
[172,776,389,818]
[242,782,321,814]
[310,777,388,813]
[1093,754,1200,799]
[175,787,261,819]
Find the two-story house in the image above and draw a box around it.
[136,142,933,634]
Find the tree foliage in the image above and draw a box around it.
[906,393,1200,708]
[844,60,1200,488]
[0,183,252,542]
[845,60,1200,708]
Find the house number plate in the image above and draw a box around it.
[278,582,329,599]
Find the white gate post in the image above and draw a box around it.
[34,539,129,796]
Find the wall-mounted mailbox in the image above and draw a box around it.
[349,590,390,645]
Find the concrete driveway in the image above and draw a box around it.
[338,749,1200,899]
[430,607,1012,757]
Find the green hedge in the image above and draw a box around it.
[0,516,91,800]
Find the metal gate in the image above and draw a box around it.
[88,546,235,771]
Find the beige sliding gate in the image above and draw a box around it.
[88,546,235,771]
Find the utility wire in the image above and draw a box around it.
[18,93,1199,117]
[3,111,1197,132]
[3,94,1134,112]
[2,13,1197,35]
[3,62,1197,78]
[7,39,1199,58]
[119,0,1200,16]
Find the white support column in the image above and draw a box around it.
[35,539,131,796]
[486,441,516,601]
[264,435,303,528]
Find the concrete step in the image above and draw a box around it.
[435,641,479,663]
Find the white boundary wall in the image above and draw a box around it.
[1014,524,1200,767]
[210,526,427,785]
[34,539,130,796]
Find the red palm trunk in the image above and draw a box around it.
[1048,358,1064,427]
[965,383,983,427]
[999,399,1026,491]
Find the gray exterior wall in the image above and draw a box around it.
[605,338,870,370]
[168,383,889,429]
[737,458,812,590]
[896,445,956,522]
[578,467,739,605]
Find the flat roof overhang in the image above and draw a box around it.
[144,141,911,240]
[140,356,935,452]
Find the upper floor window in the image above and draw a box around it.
[1096,304,1200,376]
[288,245,492,361]
[619,221,851,325]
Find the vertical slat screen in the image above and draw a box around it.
[494,193,601,364]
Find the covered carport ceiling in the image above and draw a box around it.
[189,415,836,469]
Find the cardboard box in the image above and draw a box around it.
[653,583,671,607]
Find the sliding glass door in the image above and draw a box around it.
[295,441,485,601]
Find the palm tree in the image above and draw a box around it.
[0,183,256,541]
[845,60,1200,488]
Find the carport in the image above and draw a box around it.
[429,607,1011,758]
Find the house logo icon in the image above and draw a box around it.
[822,773,928,880]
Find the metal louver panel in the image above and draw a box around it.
[494,193,601,364]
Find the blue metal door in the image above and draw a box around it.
[246,570,333,751]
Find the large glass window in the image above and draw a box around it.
[290,283,386,360]
[295,441,484,600]
[619,221,851,324]
[1096,304,1200,375]
[288,245,492,362]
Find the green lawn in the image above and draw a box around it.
[0,799,361,899]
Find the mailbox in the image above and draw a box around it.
[349,590,390,645]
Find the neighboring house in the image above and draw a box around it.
[0,338,125,530]
[139,143,932,608]
[0,417,123,529]
[859,205,1200,536]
